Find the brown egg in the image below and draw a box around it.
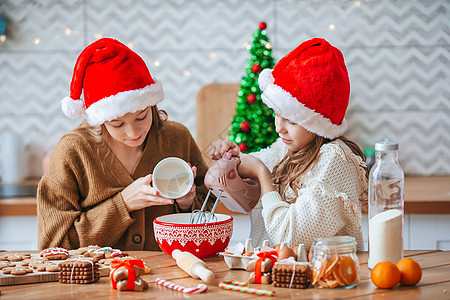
[278,247,296,260]
[274,244,281,252]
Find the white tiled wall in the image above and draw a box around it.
[0,0,449,179]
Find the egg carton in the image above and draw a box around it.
[219,252,257,270]
[220,239,309,270]
[220,238,261,269]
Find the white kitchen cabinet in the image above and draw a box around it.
[0,216,38,250]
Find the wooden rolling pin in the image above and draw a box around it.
[171,250,215,283]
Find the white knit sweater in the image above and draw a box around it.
[250,138,367,251]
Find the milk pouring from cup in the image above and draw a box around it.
[368,138,404,269]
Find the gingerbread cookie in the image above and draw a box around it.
[4,253,26,262]
[117,276,148,292]
[246,258,273,272]
[2,266,33,275]
[0,261,15,269]
[0,254,9,261]
[59,260,99,284]
[21,258,33,266]
[29,259,47,269]
[40,247,69,260]
[32,263,48,272]
[249,272,272,284]
[272,262,310,289]
[46,264,61,272]
[111,262,148,292]
[82,246,126,262]
[74,245,100,255]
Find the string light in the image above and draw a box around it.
[33,38,41,45]
[209,52,216,59]
[94,34,102,40]
[183,70,191,77]
[127,42,134,49]
[154,61,160,67]
[241,42,249,49]
[64,28,72,36]
[328,24,336,31]
[354,1,361,7]
[264,42,272,49]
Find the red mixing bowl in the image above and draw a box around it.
[153,213,233,258]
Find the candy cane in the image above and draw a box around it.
[221,280,247,286]
[219,281,275,297]
[155,278,208,293]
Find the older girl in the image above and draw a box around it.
[38,38,209,250]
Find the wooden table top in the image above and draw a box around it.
[0,250,449,299]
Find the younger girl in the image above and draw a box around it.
[38,38,210,250]
[211,38,368,251]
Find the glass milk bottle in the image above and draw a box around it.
[368,138,404,269]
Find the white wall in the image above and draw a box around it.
[0,0,449,179]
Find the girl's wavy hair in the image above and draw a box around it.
[72,105,167,141]
[272,135,369,208]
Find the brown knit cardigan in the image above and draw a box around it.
[37,121,210,251]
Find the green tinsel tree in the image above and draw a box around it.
[228,22,278,153]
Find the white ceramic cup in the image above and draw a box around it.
[152,157,194,199]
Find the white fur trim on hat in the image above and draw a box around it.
[259,69,347,139]
[85,80,164,126]
[61,96,85,119]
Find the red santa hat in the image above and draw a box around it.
[61,38,164,126]
[258,38,350,139]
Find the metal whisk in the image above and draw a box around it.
[189,189,222,224]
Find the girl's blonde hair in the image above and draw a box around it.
[272,136,368,206]
[72,105,167,141]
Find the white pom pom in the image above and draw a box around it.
[258,69,274,92]
[61,96,85,119]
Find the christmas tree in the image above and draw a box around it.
[228,22,277,153]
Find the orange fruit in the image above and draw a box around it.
[318,279,329,288]
[371,261,401,289]
[337,256,358,286]
[325,273,339,288]
[323,255,339,278]
[396,258,422,286]
[312,255,358,288]
[311,253,327,285]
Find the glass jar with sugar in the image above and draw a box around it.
[368,138,404,269]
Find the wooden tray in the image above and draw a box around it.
[0,251,110,286]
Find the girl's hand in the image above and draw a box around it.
[121,174,173,212]
[210,140,240,160]
[238,154,276,195]
[174,165,197,212]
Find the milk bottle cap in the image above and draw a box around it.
[374,138,398,151]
